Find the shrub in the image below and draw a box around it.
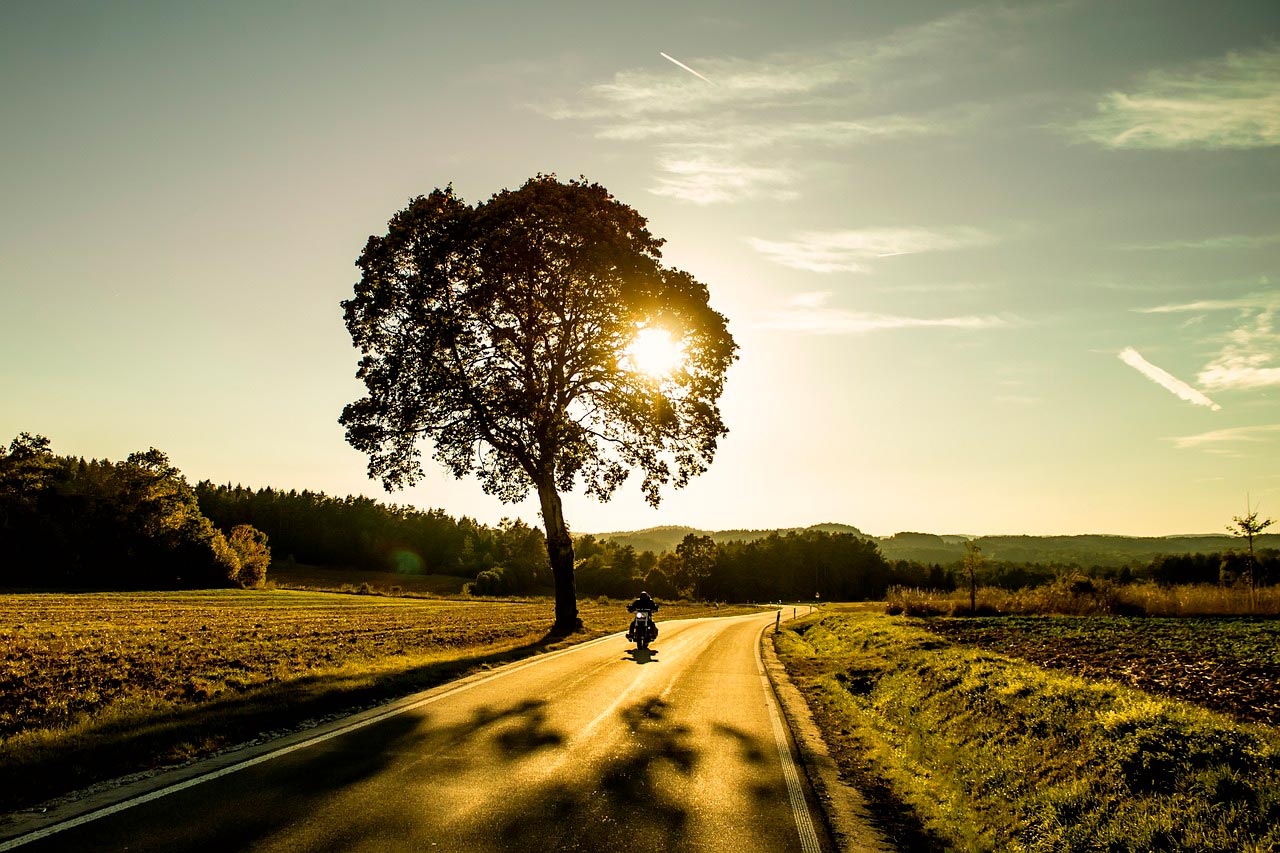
[226,524,270,588]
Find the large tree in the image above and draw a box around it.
[340,175,738,631]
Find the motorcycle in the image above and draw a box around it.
[628,609,658,650]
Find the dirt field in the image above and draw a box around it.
[917,615,1280,727]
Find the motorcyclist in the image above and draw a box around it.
[626,591,659,642]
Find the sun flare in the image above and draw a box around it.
[625,327,685,379]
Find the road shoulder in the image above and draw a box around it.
[762,618,895,853]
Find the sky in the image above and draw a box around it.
[2,1,1278,537]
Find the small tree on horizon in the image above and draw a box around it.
[1228,500,1275,609]
[962,539,985,614]
[340,175,737,633]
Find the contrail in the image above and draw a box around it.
[1118,347,1221,411]
[660,52,714,84]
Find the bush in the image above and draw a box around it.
[226,524,270,588]
[472,569,507,596]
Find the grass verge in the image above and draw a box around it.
[775,611,1280,852]
[0,590,759,813]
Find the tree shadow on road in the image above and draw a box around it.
[460,696,714,851]
[77,697,569,853]
[5,630,577,813]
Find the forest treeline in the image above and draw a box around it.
[0,434,269,589]
[7,432,1273,599]
[893,549,1279,592]
[193,482,903,600]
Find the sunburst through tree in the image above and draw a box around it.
[340,175,738,632]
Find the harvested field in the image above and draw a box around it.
[917,615,1280,727]
[0,590,752,742]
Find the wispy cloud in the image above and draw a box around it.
[1118,347,1221,411]
[650,156,798,205]
[544,7,1033,203]
[1198,307,1280,391]
[596,114,947,146]
[1136,293,1280,392]
[1122,232,1280,251]
[1138,292,1277,314]
[749,227,993,273]
[1074,48,1280,149]
[1168,424,1280,450]
[760,292,1008,335]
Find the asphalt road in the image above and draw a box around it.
[10,610,832,852]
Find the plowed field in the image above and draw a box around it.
[918,615,1280,727]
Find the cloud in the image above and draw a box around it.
[551,6,1039,122]
[1074,48,1280,149]
[749,227,994,273]
[649,155,798,205]
[1118,347,1221,410]
[1167,424,1280,463]
[1198,307,1280,391]
[1137,293,1280,391]
[1122,232,1280,251]
[1168,424,1280,450]
[542,6,1035,203]
[1138,292,1277,314]
[760,292,1008,335]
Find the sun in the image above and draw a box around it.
[625,327,685,379]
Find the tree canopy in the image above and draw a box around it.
[341,175,737,630]
[0,434,269,589]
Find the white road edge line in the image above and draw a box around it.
[757,615,824,853]
[0,628,628,851]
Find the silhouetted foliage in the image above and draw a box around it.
[0,435,253,589]
[570,529,897,602]
[339,175,737,630]
[195,482,554,588]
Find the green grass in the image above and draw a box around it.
[775,612,1280,852]
[0,590,759,811]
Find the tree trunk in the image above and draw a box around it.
[537,481,580,633]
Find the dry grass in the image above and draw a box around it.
[0,589,760,810]
[886,581,1280,617]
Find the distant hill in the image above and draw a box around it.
[594,523,866,554]
[878,532,962,565]
[593,524,1280,566]
[974,534,1280,567]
